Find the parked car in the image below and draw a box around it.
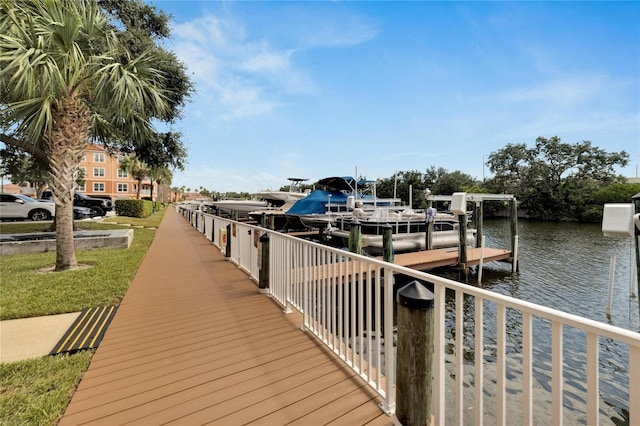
[0,193,55,221]
[72,206,94,220]
[35,199,94,220]
[41,190,113,217]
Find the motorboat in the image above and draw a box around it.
[327,208,476,254]
[209,199,269,217]
[285,176,401,230]
[247,200,300,230]
[255,178,309,207]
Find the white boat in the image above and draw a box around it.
[286,176,403,230]
[327,209,476,254]
[210,199,268,216]
[247,200,300,230]
[256,178,309,207]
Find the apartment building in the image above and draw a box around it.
[79,144,156,201]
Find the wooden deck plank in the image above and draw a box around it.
[392,246,512,270]
[59,208,392,426]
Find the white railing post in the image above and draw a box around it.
[380,266,396,415]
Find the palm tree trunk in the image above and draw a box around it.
[43,96,91,271]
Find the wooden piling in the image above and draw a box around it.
[225,223,231,258]
[458,213,468,271]
[348,220,362,255]
[382,224,394,263]
[509,199,519,272]
[475,201,483,249]
[259,232,269,293]
[396,281,434,426]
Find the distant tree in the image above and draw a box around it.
[149,165,172,204]
[120,155,151,199]
[376,170,425,207]
[486,136,629,220]
[431,170,476,195]
[0,147,49,195]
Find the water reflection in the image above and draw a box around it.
[435,220,639,424]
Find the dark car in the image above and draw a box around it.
[41,190,113,217]
[36,199,94,220]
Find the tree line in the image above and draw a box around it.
[281,136,635,223]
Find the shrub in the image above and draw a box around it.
[115,199,154,218]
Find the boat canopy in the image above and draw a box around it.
[317,176,357,192]
[286,189,349,215]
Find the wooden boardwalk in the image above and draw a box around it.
[59,208,393,425]
[392,247,512,270]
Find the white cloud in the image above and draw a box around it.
[168,7,376,125]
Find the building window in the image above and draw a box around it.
[93,167,105,177]
[94,153,105,162]
[117,169,128,178]
[117,183,128,192]
[77,183,86,192]
[93,183,105,192]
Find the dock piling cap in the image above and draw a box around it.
[397,281,434,310]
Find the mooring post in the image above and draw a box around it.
[396,280,435,426]
[633,193,640,315]
[509,198,519,272]
[425,206,436,251]
[261,212,266,228]
[348,219,362,255]
[475,201,484,248]
[225,223,231,258]
[231,210,237,221]
[382,224,394,263]
[458,213,468,273]
[258,232,270,294]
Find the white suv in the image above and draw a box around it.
[0,193,55,221]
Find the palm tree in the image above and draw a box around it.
[0,0,168,270]
[150,166,172,204]
[120,155,151,200]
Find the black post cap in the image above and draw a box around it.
[397,280,434,310]
[259,232,269,242]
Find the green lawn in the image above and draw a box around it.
[0,207,167,425]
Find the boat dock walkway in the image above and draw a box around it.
[59,208,392,425]
[391,247,512,270]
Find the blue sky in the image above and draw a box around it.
[149,1,640,193]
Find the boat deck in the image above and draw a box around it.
[59,208,392,425]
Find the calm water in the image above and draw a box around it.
[478,219,639,331]
[439,219,639,425]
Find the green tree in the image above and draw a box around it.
[0,0,190,271]
[486,136,629,221]
[120,155,151,200]
[0,147,49,195]
[431,170,476,195]
[149,165,172,204]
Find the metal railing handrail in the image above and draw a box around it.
[180,207,640,425]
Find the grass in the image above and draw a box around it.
[0,352,93,426]
[0,207,167,425]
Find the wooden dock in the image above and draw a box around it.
[59,209,392,426]
[391,247,512,271]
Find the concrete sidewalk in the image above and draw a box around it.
[0,312,81,363]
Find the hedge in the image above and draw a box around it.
[115,199,154,218]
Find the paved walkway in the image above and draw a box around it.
[58,208,392,425]
[0,312,81,363]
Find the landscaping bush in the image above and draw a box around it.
[115,199,154,218]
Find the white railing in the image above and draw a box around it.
[179,208,640,425]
